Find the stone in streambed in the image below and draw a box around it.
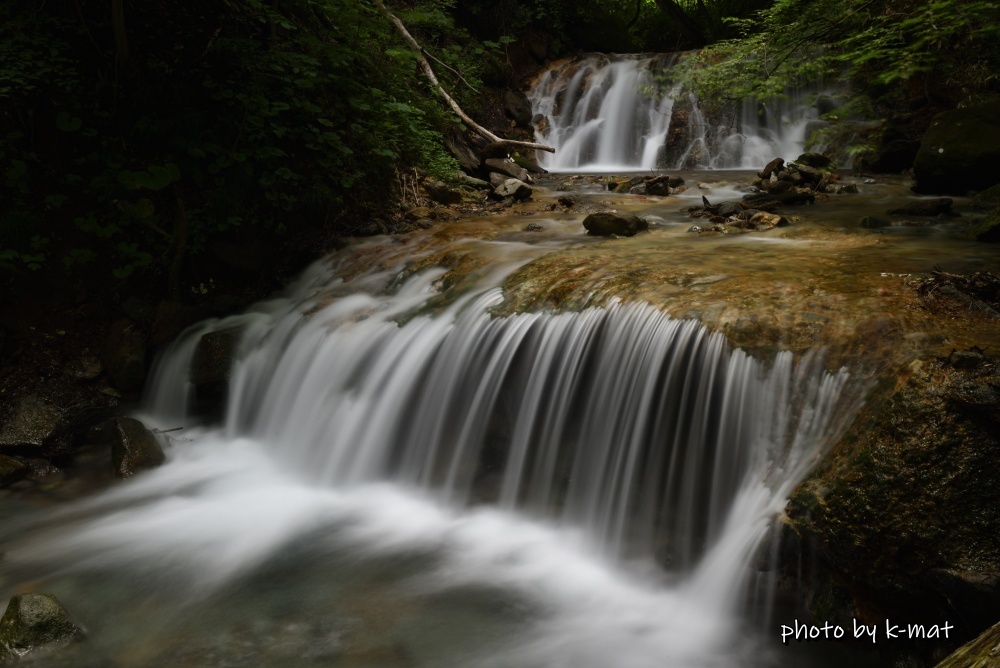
[484,158,531,183]
[582,213,648,237]
[0,593,83,662]
[111,417,165,478]
[0,396,64,450]
[494,179,532,201]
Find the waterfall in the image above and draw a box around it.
[528,54,826,172]
[2,256,855,667]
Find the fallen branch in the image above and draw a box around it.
[374,0,555,154]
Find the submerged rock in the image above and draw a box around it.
[111,417,165,478]
[0,593,83,662]
[582,213,648,237]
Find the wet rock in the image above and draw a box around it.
[0,396,64,450]
[859,216,889,229]
[889,198,954,216]
[613,176,645,194]
[949,350,985,369]
[741,193,781,211]
[758,157,784,179]
[645,176,672,196]
[557,194,578,208]
[946,376,1000,421]
[0,593,83,662]
[836,184,859,194]
[523,223,543,232]
[914,99,1000,194]
[748,212,789,231]
[66,354,102,381]
[582,212,648,237]
[111,417,166,478]
[494,179,532,201]
[503,91,534,127]
[716,202,743,218]
[0,454,29,487]
[423,179,464,205]
[688,225,704,233]
[870,139,921,173]
[934,618,1000,668]
[969,206,1000,242]
[454,172,490,190]
[628,184,647,195]
[484,158,531,183]
[404,206,432,221]
[794,152,834,170]
[511,153,546,175]
[101,318,146,393]
[789,162,821,184]
[190,328,241,388]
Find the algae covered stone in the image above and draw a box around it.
[0,593,83,662]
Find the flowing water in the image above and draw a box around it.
[0,220,867,666]
[529,55,831,172]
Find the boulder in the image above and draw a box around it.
[973,183,1000,210]
[512,153,546,175]
[645,176,672,196]
[628,184,647,195]
[483,158,531,183]
[488,172,509,188]
[758,157,785,179]
[0,395,63,450]
[0,593,83,662]
[794,152,834,170]
[889,197,953,216]
[914,99,1000,194]
[582,213,648,237]
[111,417,165,478]
[101,318,146,393]
[870,139,921,173]
[0,454,29,487]
[969,206,1000,242]
[503,91,534,127]
[836,184,859,194]
[190,327,241,388]
[423,179,464,205]
[494,179,532,201]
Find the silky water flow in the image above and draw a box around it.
[1,248,857,668]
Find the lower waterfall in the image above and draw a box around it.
[2,253,856,667]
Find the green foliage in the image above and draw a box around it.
[0,0,479,286]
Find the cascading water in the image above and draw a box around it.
[1,247,856,667]
[528,54,828,172]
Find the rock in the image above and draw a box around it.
[488,172,509,188]
[484,158,531,183]
[740,193,781,211]
[405,206,432,221]
[66,354,102,381]
[914,99,1000,194]
[946,376,1000,422]
[613,176,645,194]
[688,225,704,233]
[934,618,1000,668]
[766,180,795,194]
[101,318,146,393]
[836,184,859,194]
[889,197,954,216]
[716,202,743,218]
[0,454,29,487]
[973,183,1000,209]
[863,177,878,184]
[667,176,685,188]
[503,90,534,127]
[423,179,464,205]
[758,157,785,179]
[748,212,789,230]
[789,163,821,184]
[794,152,834,170]
[511,153,545,175]
[0,396,63,450]
[444,127,480,175]
[190,327,241,388]
[870,139,921,173]
[859,216,890,229]
[454,172,490,190]
[494,179,532,201]
[969,206,1000,242]
[628,184,647,195]
[523,223,543,232]
[111,417,166,478]
[557,195,578,208]
[645,176,672,196]
[582,212,648,237]
[0,593,83,662]
[949,350,985,369]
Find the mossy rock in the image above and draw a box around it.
[111,417,165,478]
[935,619,1000,668]
[969,206,1000,243]
[0,593,83,662]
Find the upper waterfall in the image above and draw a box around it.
[528,54,826,172]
